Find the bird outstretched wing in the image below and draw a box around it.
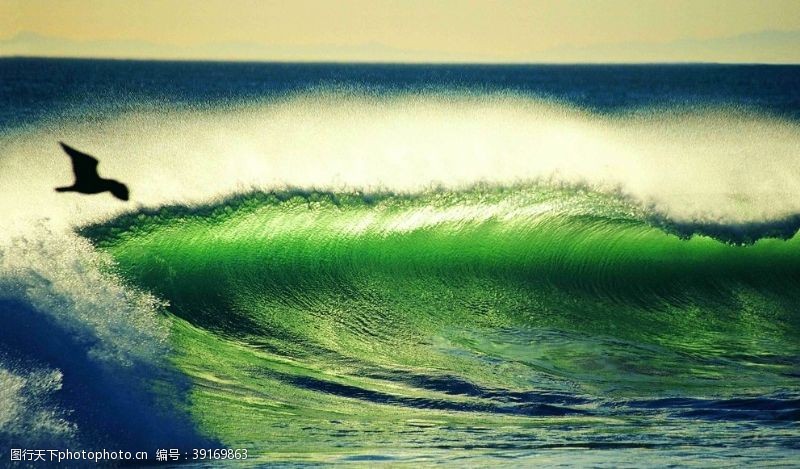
[59,142,100,182]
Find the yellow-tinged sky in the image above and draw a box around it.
[1,0,800,62]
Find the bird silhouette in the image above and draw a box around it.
[56,142,129,201]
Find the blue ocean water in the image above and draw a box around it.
[3,58,800,129]
[1,58,799,466]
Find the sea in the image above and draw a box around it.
[1,58,799,466]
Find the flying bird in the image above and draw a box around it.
[56,142,129,201]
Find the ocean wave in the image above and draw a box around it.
[83,185,800,297]
[83,185,800,373]
[2,88,800,460]
[0,227,212,452]
[1,91,800,241]
[66,184,800,457]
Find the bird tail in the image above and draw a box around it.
[55,186,72,192]
[108,182,130,201]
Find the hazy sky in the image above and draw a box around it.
[1,0,800,62]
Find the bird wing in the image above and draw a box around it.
[59,142,100,182]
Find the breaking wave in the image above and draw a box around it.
[2,90,799,462]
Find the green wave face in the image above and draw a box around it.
[88,185,800,463]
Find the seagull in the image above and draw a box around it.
[56,142,129,201]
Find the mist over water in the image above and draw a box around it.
[2,91,800,238]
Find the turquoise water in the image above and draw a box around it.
[78,186,800,464]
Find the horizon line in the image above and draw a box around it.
[2,55,799,67]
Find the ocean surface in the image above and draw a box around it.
[1,58,799,466]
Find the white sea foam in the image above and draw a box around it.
[0,362,75,444]
[2,91,799,240]
[0,226,168,364]
[0,227,168,444]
